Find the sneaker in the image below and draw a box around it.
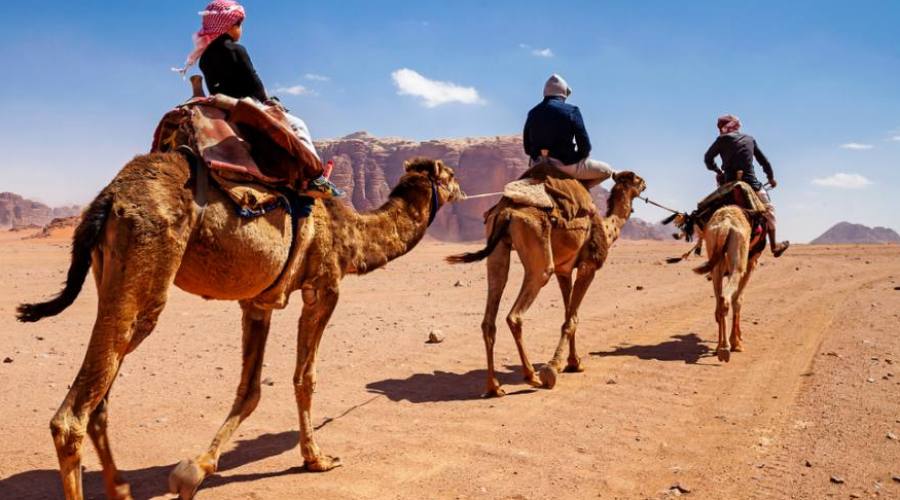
[303,176,345,199]
[772,241,790,258]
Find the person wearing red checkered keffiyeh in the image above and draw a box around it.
[173,1,345,198]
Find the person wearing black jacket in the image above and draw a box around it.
[704,115,789,257]
[177,0,342,198]
[523,74,617,188]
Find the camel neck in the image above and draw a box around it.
[336,175,436,275]
[600,187,634,244]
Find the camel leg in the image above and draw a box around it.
[712,268,730,362]
[506,268,551,389]
[295,286,342,472]
[87,299,167,500]
[481,241,511,397]
[546,266,597,382]
[53,241,184,499]
[730,263,755,353]
[169,304,272,499]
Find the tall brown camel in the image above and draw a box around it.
[16,154,464,500]
[692,205,761,362]
[447,172,646,396]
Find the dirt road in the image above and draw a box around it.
[1,231,898,499]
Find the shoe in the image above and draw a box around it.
[303,176,345,199]
[772,241,790,258]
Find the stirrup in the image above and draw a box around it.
[303,176,345,199]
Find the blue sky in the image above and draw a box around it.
[1,1,898,241]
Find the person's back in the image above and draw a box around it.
[705,131,768,191]
[524,96,587,166]
[522,74,617,188]
[199,34,267,102]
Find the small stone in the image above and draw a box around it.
[670,482,691,494]
[35,336,44,341]
[866,378,875,383]
[804,459,813,467]
[453,280,463,287]
[261,377,275,386]
[606,379,617,385]
[894,286,900,291]
[887,432,898,441]
[426,330,444,344]
[2,357,12,363]
[849,493,861,499]
[635,285,644,291]
[892,474,900,483]
[830,475,845,484]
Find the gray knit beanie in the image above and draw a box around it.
[543,74,571,98]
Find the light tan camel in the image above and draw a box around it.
[692,205,761,362]
[447,172,646,396]
[17,154,463,500]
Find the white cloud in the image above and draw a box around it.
[391,68,484,108]
[531,48,554,58]
[518,43,530,49]
[812,173,872,189]
[839,142,873,150]
[889,135,900,142]
[274,84,315,96]
[304,73,330,82]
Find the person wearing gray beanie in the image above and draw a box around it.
[524,74,618,188]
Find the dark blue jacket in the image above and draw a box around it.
[523,96,591,165]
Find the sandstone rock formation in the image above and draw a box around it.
[810,222,900,245]
[316,133,669,241]
[0,192,80,230]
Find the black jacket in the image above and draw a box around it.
[704,132,773,191]
[199,34,267,102]
[523,96,591,165]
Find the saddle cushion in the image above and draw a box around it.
[515,162,597,223]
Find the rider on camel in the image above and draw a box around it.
[704,114,789,257]
[175,0,342,198]
[522,74,618,189]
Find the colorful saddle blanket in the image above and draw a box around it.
[151,97,323,215]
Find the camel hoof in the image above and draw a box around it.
[304,455,342,472]
[717,348,731,363]
[525,376,543,388]
[168,459,206,499]
[730,344,744,353]
[110,482,133,500]
[539,366,558,389]
[483,386,506,398]
[564,359,585,373]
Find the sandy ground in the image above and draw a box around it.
[1,229,898,500]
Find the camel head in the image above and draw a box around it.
[611,171,646,197]
[403,157,466,203]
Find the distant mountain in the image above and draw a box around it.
[0,192,80,229]
[810,222,900,244]
[316,132,669,241]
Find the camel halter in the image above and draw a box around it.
[427,180,440,226]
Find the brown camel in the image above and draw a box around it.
[447,172,646,396]
[16,154,464,500]
[692,205,762,362]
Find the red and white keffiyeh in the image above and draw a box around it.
[717,114,742,134]
[173,0,246,75]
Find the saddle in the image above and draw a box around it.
[499,162,597,227]
[151,81,323,217]
[675,180,769,255]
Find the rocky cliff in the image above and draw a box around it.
[315,132,669,241]
[0,192,80,230]
[810,222,900,245]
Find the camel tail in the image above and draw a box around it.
[446,212,511,264]
[693,229,732,276]
[16,190,113,323]
[722,229,748,301]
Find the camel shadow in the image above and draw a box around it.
[0,397,375,499]
[366,366,538,403]
[590,333,717,365]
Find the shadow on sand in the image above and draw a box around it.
[590,333,717,365]
[366,366,539,403]
[0,396,379,499]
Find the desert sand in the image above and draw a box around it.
[1,229,898,499]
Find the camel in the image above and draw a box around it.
[16,153,464,500]
[447,171,646,396]
[692,205,762,362]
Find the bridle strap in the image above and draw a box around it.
[427,180,440,226]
